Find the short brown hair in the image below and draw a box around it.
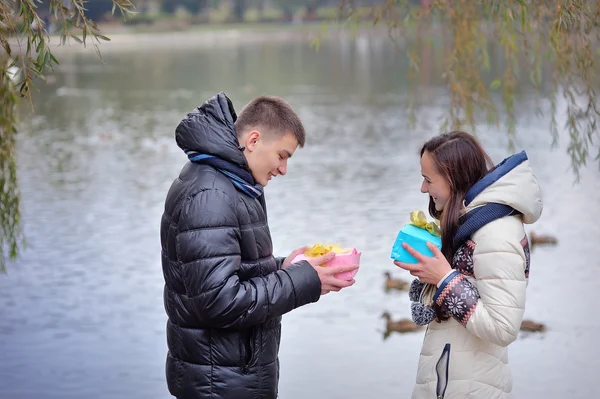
[234,96,306,147]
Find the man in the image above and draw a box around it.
[160,92,358,399]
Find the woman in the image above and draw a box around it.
[395,131,543,398]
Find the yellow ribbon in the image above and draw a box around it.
[304,243,349,257]
[409,211,441,237]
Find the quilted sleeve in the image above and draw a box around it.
[433,219,529,347]
[176,188,321,329]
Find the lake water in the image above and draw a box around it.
[1,27,598,399]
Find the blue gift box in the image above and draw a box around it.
[390,224,442,263]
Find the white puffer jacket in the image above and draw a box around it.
[411,151,543,399]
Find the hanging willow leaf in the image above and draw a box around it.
[336,0,599,180]
[0,0,135,271]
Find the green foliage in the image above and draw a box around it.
[1,0,600,271]
[0,0,135,271]
[336,0,600,179]
[0,61,19,273]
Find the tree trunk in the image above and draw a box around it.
[257,0,265,17]
[282,6,293,22]
[232,0,246,22]
[305,0,318,21]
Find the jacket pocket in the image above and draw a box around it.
[435,343,451,399]
[240,328,256,374]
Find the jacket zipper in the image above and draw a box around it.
[241,327,255,374]
[435,343,451,399]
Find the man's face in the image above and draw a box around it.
[241,129,298,187]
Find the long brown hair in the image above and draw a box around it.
[420,131,493,320]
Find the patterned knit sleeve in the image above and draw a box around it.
[433,271,480,326]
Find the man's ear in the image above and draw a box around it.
[244,130,260,152]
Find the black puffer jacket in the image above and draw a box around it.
[160,92,322,399]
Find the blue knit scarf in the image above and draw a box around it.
[184,149,263,199]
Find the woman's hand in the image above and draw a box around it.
[393,242,452,285]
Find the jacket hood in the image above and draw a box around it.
[175,92,249,169]
[464,150,543,224]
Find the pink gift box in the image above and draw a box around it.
[291,248,361,281]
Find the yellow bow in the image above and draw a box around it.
[409,211,441,237]
[304,243,349,257]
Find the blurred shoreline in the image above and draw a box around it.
[6,22,395,55]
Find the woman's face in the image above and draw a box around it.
[420,151,451,212]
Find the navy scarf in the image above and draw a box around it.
[184,149,263,199]
[453,203,519,252]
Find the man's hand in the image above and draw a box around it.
[282,250,358,295]
[281,246,309,269]
[305,252,357,295]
